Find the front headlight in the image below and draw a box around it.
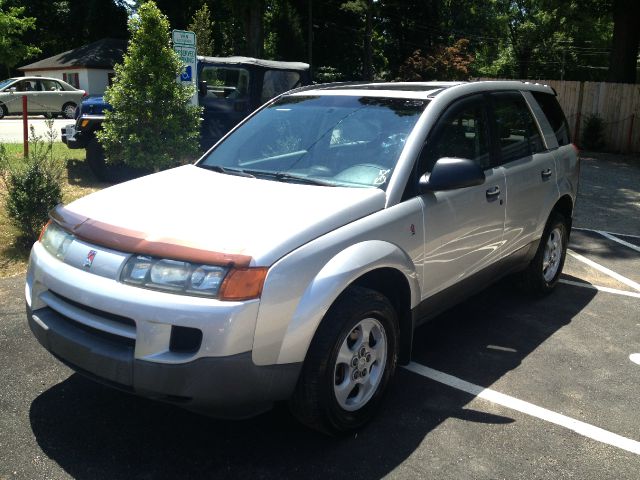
[121,255,228,297]
[40,221,75,260]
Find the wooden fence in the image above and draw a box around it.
[482,79,640,153]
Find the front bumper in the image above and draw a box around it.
[27,305,300,418]
[26,242,301,418]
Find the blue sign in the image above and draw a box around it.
[180,65,193,82]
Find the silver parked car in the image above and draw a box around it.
[26,81,579,433]
[0,76,86,119]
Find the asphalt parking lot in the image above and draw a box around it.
[0,117,71,143]
[0,154,639,479]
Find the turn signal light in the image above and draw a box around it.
[219,267,268,301]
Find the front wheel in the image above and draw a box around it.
[289,286,398,434]
[519,212,569,295]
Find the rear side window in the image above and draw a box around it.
[491,92,545,164]
[532,91,571,146]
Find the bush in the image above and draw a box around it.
[0,121,62,245]
[97,1,202,172]
[581,114,606,151]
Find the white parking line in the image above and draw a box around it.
[559,279,640,299]
[595,230,640,254]
[573,227,640,240]
[404,362,640,455]
[567,249,640,292]
[630,354,640,366]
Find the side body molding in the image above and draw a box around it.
[252,240,421,366]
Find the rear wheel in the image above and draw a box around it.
[62,102,77,119]
[86,136,108,181]
[519,212,568,295]
[289,286,398,434]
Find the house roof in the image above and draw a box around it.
[18,38,126,72]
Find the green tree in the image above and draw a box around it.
[188,3,214,56]
[6,0,128,74]
[97,1,201,171]
[0,0,39,75]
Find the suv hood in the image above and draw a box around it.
[61,165,386,266]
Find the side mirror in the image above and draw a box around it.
[198,80,207,97]
[419,157,485,192]
[8,87,16,93]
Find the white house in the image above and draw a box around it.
[18,38,126,96]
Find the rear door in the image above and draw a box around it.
[419,94,506,298]
[489,91,559,257]
[39,79,64,112]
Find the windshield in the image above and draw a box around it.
[0,78,16,90]
[199,95,428,188]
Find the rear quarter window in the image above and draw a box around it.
[532,91,571,146]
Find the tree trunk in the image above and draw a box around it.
[243,0,264,58]
[607,0,640,83]
[362,0,374,80]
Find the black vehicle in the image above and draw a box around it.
[62,56,310,181]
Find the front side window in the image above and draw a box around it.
[200,66,250,99]
[491,92,545,164]
[419,94,491,174]
[199,95,427,189]
[15,79,38,92]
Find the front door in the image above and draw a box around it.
[418,94,506,298]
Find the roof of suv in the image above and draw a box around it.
[290,80,555,99]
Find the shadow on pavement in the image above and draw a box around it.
[29,280,596,479]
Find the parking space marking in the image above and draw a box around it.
[574,227,640,240]
[594,230,640,254]
[567,249,640,292]
[631,354,640,366]
[559,279,640,299]
[404,362,640,455]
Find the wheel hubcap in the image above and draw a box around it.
[542,227,563,282]
[333,317,387,411]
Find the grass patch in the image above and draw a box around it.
[0,142,112,278]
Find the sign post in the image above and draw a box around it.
[172,30,198,106]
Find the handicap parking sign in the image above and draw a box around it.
[180,65,193,82]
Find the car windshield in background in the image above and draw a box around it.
[199,95,428,189]
[0,78,15,90]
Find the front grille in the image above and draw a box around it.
[50,291,135,329]
[42,290,136,347]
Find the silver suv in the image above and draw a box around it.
[26,81,579,433]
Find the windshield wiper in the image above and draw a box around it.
[198,164,256,178]
[273,172,336,186]
[241,170,335,186]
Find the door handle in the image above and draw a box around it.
[485,186,501,199]
[541,168,552,179]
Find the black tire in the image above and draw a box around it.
[86,136,108,181]
[0,103,6,119]
[289,286,399,435]
[62,102,77,119]
[86,136,151,183]
[519,212,569,295]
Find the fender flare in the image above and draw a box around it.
[272,240,421,365]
